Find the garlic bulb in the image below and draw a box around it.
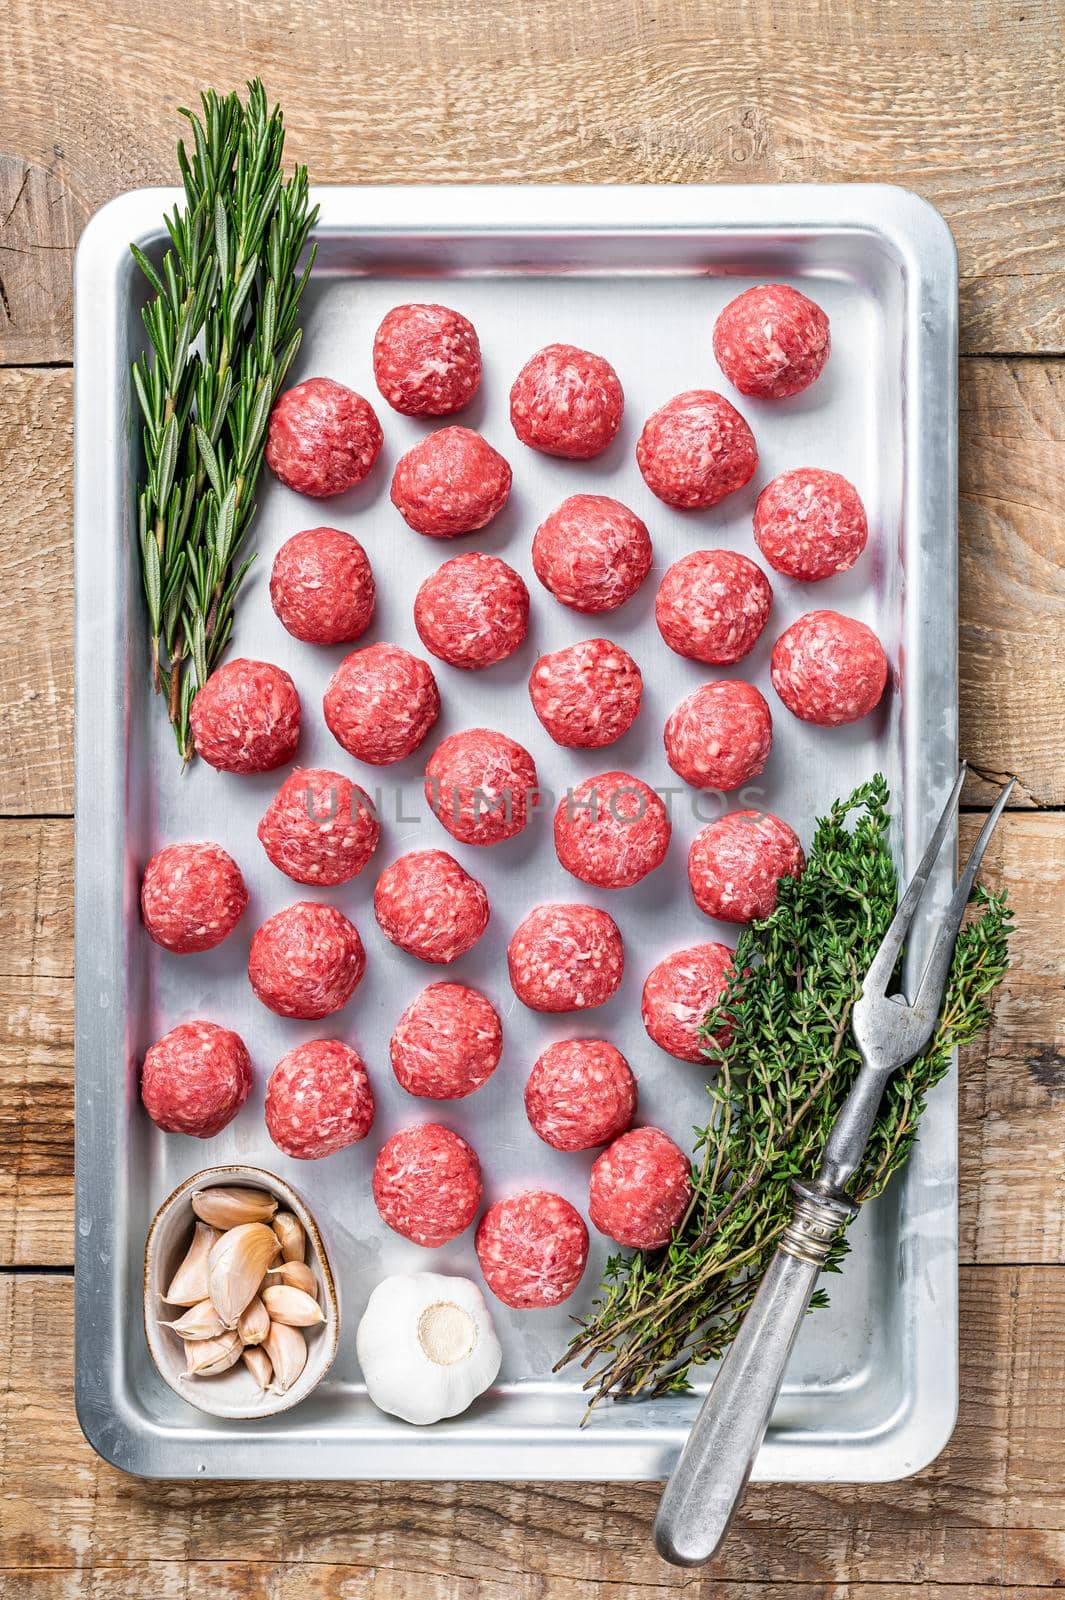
[356,1273,502,1426]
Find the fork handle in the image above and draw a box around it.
[654,1183,856,1568]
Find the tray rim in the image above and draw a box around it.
[73,181,958,1482]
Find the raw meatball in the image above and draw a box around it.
[414,553,529,670]
[713,283,830,400]
[641,942,734,1062]
[373,302,482,417]
[189,658,300,775]
[475,1191,589,1309]
[323,643,440,765]
[507,903,624,1013]
[372,1123,483,1247]
[140,1020,252,1139]
[771,610,888,726]
[664,680,773,791]
[257,767,380,886]
[425,728,538,846]
[528,637,642,750]
[390,427,512,538]
[248,901,365,1020]
[524,1039,637,1152]
[265,376,383,497]
[532,493,652,614]
[655,549,772,665]
[390,982,503,1099]
[509,343,624,459]
[688,810,805,923]
[374,849,490,964]
[269,526,376,645]
[265,1038,375,1160]
[754,468,868,582]
[554,772,671,889]
[588,1127,691,1249]
[140,842,247,954]
[636,390,757,509]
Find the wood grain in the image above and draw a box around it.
[1,812,1061,1274]
[3,356,1062,815]
[0,155,85,366]
[2,1267,1064,1597]
[0,0,1063,363]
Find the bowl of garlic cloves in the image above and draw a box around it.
[144,1165,340,1419]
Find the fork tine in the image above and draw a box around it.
[909,776,1016,1020]
[860,763,968,1001]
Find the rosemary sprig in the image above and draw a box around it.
[560,774,1013,1415]
[131,80,318,761]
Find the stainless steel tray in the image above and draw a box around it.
[74,184,958,1481]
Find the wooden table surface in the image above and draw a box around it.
[2,2,1064,1593]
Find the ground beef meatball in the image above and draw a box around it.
[189,658,300,775]
[663,680,773,791]
[248,902,365,1020]
[528,637,643,750]
[641,942,734,1062]
[771,610,888,726]
[507,903,624,1013]
[475,1191,589,1309]
[372,1123,483,1247]
[425,728,538,846]
[713,283,830,400]
[390,427,512,538]
[532,493,652,614]
[655,549,772,665]
[554,772,671,889]
[688,810,805,923]
[265,377,383,497]
[140,842,247,954]
[414,553,529,670]
[269,526,376,645]
[257,768,380,886]
[754,468,868,581]
[265,1038,375,1160]
[374,849,490,964]
[373,302,482,417]
[140,1020,252,1139]
[390,982,503,1099]
[636,390,758,509]
[509,343,624,459]
[323,643,440,765]
[524,1039,637,1152]
[588,1126,692,1249]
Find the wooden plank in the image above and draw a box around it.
[1,811,1060,1271]
[0,368,72,815]
[0,1267,1063,1594]
[2,356,1064,814]
[0,0,1064,362]
[0,155,85,366]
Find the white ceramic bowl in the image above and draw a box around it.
[144,1164,339,1419]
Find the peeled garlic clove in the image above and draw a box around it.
[160,1299,226,1341]
[272,1211,305,1263]
[207,1222,280,1328]
[266,1261,317,1298]
[264,1321,307,1394]
[163,1220,221,1307]
[262,1284,325,1328]
[238,1294,270,1346]
[242,1345,273,1392]
[183,1327,242,1378]
[191,1186,278,1230]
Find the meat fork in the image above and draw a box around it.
[654,764,1014,1567]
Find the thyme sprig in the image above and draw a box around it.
[560,775,1013,1415]
[131,80,317,761]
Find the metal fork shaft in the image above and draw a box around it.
[654,1184,856,1567]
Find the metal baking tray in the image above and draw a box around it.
[74,185,958,1481]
